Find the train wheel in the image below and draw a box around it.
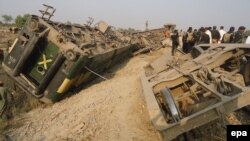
[243,61,250,86]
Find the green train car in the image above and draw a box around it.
[2,14,133,103]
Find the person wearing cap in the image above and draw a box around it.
[0,81,8,117]
[232,26,246,43]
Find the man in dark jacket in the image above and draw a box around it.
[198,27,210,44]
[211,26,221,43]
[232,26,246,43]
[171,30,179,56]
[183,27,195,53]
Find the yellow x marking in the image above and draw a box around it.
[38,54,52,70]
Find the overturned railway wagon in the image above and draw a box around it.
[2,13,133,103]
[141,44,250,140]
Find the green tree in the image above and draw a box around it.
[15,14,30,28]
[2,15,13,24]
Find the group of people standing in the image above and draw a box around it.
[169,25,247,55]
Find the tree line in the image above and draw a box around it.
[0,14,30,28]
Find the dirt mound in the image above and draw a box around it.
[4,49,169,141]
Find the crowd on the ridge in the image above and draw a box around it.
[167,26,248,56]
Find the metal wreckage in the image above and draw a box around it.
[1,4,250,141]
[141,44,250,140]
[1,4,152,103]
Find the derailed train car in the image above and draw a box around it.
[2,6,133,103]
[141,44,250,140]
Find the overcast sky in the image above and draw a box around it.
[0,0,249,30]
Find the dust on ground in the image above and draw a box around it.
[3,48,168,141]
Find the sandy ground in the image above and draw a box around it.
[3,48,170,141]
[0,30,15,49]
